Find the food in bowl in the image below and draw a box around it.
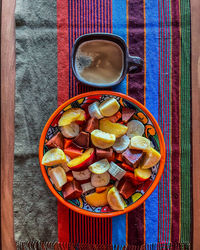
[41,95,162,212]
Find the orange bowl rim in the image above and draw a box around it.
[39,90,166,218]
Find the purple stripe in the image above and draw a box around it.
[103,0,105,31]
[167,0,171,241]
[158,0,163,242]
[128,0,145,245]
[159,0,169,243]
[171,0,181,243]
[106,0,108,32]
[166,0,171,242]
[163,0,167,243]
[159,0,171,243]
[96,0,99,32]
[80,0,84,94]
[87,0,89,33]
[92,0,95,32]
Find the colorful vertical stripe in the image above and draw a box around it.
[145,0,159,244]
[56,0,192,248]
[57,0,69,105]
[171,0,180,243]
[112,0,127,94]
[158,0,172,244]
[127,0,145,246]
[111,0,127,246]
[180,0,191,244]
[57,0,112,245]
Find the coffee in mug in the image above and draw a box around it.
[72,33,143,88]
[75,40,124,84]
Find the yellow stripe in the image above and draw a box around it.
[178,0,182,242]
[126,0,129,247]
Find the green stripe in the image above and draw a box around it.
[180,0,191,243]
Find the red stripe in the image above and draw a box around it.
[57,0,113,245]
[101,0,104,32]
[159,0,163,242]
[72,211,75,242]
[76,213,79,243]
[161,0,165,242]
[94,0,96,32]
[158,0,165,242]
[171,0,180,242]
[87,217,90,244]
[81,214,84,243]
[166,0,171,242]
[164,0,168,242]
[85,215,88,243]
[82,0,88,93]
[90,217,92,244]
[57,0,69,106]
[160,0,164,241]
[98,0,101,32]
[57,202,69,242]
[79,214,81,243]
[57,0,70,243]
[102,218,104,244]
[158,0,161,243]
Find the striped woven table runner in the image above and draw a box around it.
[56,0,192,249]
[14,0,192,249]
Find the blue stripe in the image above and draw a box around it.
[111,0,127,246]
[112,0,127,95]
[112,214,126,246]
[145,0,159,244]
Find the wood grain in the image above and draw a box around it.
[1,0,16,249]
[191,0,200,249]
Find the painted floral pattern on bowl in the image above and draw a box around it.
[42,94,162,214]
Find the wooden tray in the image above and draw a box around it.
[1,0,200,249]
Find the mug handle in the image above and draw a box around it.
[128,55,144,73]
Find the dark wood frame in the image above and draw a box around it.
[1,0,199,249]
[1,0,16,249]
[191,0,200,249]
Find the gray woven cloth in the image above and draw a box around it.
[14,0,58,242]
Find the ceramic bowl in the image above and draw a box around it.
[39,91,165,217]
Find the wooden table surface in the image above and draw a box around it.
[1,0,200,249]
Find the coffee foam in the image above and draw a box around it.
[75,52,92,74]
